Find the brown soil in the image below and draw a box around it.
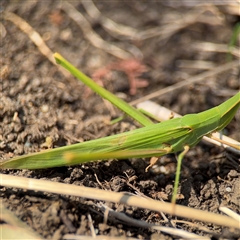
[1,1,240,239]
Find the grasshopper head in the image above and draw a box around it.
[216,93,240,131]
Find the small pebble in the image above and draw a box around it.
[41,104,49,113]
[226,187,231,192]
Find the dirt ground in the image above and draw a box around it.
[1,1,240,239]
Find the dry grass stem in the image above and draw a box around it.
[99,205,208,239]
[81,2,224,42]
[1,174,239,229]
[63,234,138,240]
[82,0,138,39]
[62,1,134,60]
[176,60,216,70]
[2,12,70,78]
[194,42,240,58]
[0,201,43,239]
[219,206,240,222]
[130,60,239,105]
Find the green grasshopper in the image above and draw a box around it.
[1,53,239,205]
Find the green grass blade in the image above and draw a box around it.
[54,53,153,127]
[227,22,240,61]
